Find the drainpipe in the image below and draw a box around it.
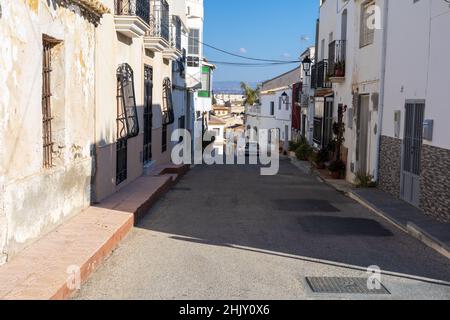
[374,0,389,182]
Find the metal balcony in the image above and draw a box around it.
[311,60,332,90]
[144,0,171,52]
[114,0,151,38]
[328,40,346,82]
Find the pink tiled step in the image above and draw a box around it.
[0,171,188,300]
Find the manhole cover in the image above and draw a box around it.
[305,277,390,295]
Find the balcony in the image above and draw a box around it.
[311,60,332,90]
[114,0,151,38]
[144,0,170,52]
[162,15,183,60]
[328,40,346,83]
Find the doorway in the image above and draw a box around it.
[401,101,425,207]
[356,95,370,174]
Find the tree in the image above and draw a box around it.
[240,82,260,106]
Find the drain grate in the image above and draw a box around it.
[305,277,390,295]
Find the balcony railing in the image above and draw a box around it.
[148,0,170,43]
[328,40,346,78]
[171,15,182,51]
[311,60,332,89]
[115,0,150,25]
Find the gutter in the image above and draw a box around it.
[374,0,389,182]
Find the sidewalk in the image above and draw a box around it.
[0,164,189,300]
[289,156,450,260]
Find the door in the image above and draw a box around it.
[356,95,369,174]
[323,98,334,148]
[401,101,425,207]
[143,65,153,164]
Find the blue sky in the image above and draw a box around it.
[203,0,318,84]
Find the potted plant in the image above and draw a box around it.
[315,148,329,169]
[295,143,313,161]
[334,61,345,77]
[328,159,346,179]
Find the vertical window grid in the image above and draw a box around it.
[143,65,153,164]
[42,40,54,168]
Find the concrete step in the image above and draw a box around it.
[0,172,188,300]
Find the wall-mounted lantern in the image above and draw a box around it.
[281,92,289,104]
[302,56,312,75]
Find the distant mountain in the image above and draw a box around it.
[213,81,260,94]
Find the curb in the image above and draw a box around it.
[294,156,450,261]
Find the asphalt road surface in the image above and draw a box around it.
[74,159,450,300]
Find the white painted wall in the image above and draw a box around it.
[382,0,450,150]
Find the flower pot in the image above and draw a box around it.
[329,171,341,179]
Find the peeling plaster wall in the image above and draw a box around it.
[0,0,96,261]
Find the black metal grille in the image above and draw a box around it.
[328,40,346,77]
[162,78,175,125]
[403,103,424,175]
[306,277,390,295]
[117,63,139,140]
[162,124,167,153]
[172,15,182,50]
[149,0,170,42]
[116,138,128,185]
[143,65,153,164]
[42,40,54,168]
[115,0,150,25]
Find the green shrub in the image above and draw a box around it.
[295,144,313,161]
[354,172,377,188]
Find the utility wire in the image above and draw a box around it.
[182,33,302,63]
[208,60,300,67]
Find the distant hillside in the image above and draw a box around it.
[213,81,260,94]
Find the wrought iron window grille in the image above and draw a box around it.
[117,63,140,140]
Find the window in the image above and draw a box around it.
[187,56,199,67]
[116,138,128,185]
[42,39,54,168]
[188,29,200,55]
[270,102,275,115]
[162,124,168,153]
[162,78,175,125]
[360,1,375,47]
[117,63,139,139]
[143,65,153,164]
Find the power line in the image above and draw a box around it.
[182,33,302,63]
[208,60,300,67]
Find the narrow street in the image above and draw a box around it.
[74,160,450,300]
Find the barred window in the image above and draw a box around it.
[162,78,175,125]
[42,38,54,168]
[360,1,375,48]
[117,63,139,140]
[143,65,153,164]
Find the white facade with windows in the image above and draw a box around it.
[245,67,301,149]
[315,0,386,182]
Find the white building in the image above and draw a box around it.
[313,0,386,182]
[185,0,214,147]
[245,67,301,150]
[378,0,450,221]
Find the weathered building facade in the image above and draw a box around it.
[0,0,108,262]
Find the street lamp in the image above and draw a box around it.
[281,91,289,104]
[302,56,312,75]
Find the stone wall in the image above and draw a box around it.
[378,136,402,198]
[420,145,450,222]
